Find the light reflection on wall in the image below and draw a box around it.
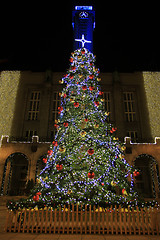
[0,71,21,137]
[143,72,160,139]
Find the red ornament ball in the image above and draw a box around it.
[89,74,94,79]
[69,74,74,79]
[94,101,99,107]
[69,57,74,63]
[88,172,95,179]
[112,127,117,132]
[48,150,53,156]
[89,86,94,91]
[71,66,76,70]
[36,192,41,196]
[82,85,87,90]
[33,195,39,202]
[52,141,58,147]
[43,158,47,164]
[81,49,85,54]
[74,102,79,108]
[56,164,63,171]
[84,118,88,122]
[58,106,63,112]
[99,91,104,95]
[63,122,69,127]
[101,183,104,186]
[133,171,140,177]
[88,148,94,155]
[122,189,127,195]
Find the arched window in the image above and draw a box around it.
[135,154,160,198]
[1,153,29,196]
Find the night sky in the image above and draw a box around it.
[0,1,159,72]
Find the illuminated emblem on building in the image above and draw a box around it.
[75,34,92,48]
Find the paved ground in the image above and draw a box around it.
[0,233,160,240]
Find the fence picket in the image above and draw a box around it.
[119,206,122,234]
[76,205,79,234]
[67,205,70,234]
[58,206,61,234]
[102,207,105,234]
[5,210,10,232]
[40,210,43,233]
[22,209,27,233]
[8,210,14,233]
[71,204,74,234]
[49,209,53,234]
[128,206,131,235]
[136,206,141,235]
[89,205,91,234]
[63,205,66,234]
[98,206,100,234]
[80,205,83,234]
[115,205,118,234]
[155,208,159,235]
[106,208,109,234]
[145,207,149,235]
[131,207,135,234]
[124,208,127,234]
[84,205,87,234]
[141,208,145,234]
[27,210,31,233]
[93,205,96,234]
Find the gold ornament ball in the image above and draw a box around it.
[111,181,117,187]
[80,130,87,137]
[105,112,110,116]
[59,147,66,153]
[121,146,126,151]
[67,190,73,195]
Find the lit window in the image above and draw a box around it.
[28,91,41,120]
[123,92,136,122]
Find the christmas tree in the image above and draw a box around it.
[8,48,142,210]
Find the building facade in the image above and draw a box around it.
[0,70,160,200]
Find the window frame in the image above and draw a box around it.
[28,91,41,121]
[123,92,136,122]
